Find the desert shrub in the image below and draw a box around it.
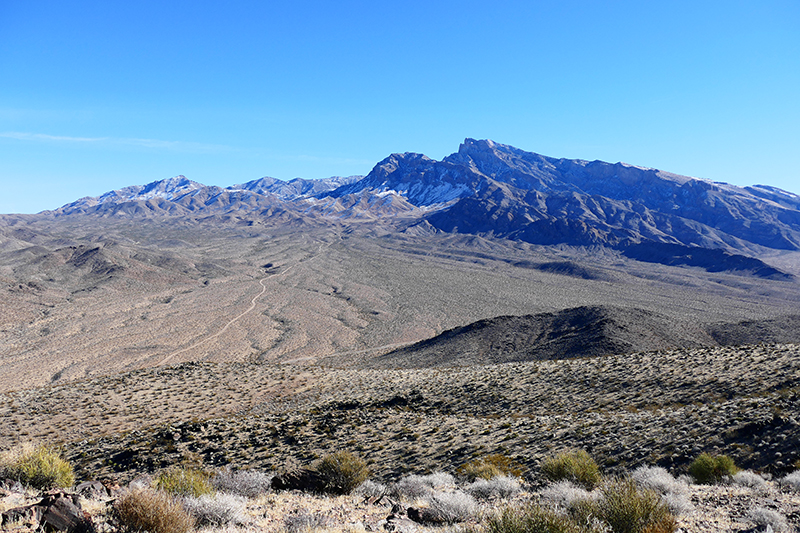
[630,466,693,516]
[113,488,195,533]
[579,477,676,533]
[426,491,477,524]
[484,504,588,533]
[541,450,601,490]
[732,470,768,491]
[156,467,213,497]
[688,453,738,484]
[211,468,273,498]
[466,475,522,500]
[314,451,369,495]
[182,492,248,527]
[459,454,524,481]
[747,507,790,533]
[780,470,800,491]
[0,443,75,490]
[539,480,596,511]
[283,510,329,533]
[389,472,455,500]
[354,479,387,498]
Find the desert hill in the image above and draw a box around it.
[366,306,800,368]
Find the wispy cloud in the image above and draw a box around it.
[0,131,234,153]
[0,131,105,142]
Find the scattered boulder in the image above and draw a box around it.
[378,503,417,533]
[407,506,446,526]
[75,481,109,499]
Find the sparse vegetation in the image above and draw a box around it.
[747,506,790,533]
[113,488,195,533]
[466,475,522,500]
[541,449,601,489]
[182,492,248,527]
[426,490,478,524]
[586,477,677,533]
[688,453,738,484]
[210,468,273,498]
[459,453,524,481]
[483,504,589,533]
[156,466,213,497]
[0,443,75,490]
[313,451,370,495]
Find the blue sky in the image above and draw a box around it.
[1,1,798,213]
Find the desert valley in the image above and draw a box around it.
[1,139,800,532]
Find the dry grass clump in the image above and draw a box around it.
[182,492,248,527]
[283,510,330,533]
[0,443,75,490]
[687,453,738,485]
[354,479,387,498]
[541,450,601,490]
[389,472,455,500]
[156,466,213,497]
[732,470,769,491]
[425,491,478,524]
[780,470,800,491]
[459,454,524,481]
[466,475,522,500]
[314,451,370,495]
[211,468,273,498]
[746,506,790,533]
[113,488,195,533]
[630,466,693,516]
[539,480,596,511]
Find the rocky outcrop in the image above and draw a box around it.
[1,492,95,532]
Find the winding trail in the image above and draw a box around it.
[157,277,270,366]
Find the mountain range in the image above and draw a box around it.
[42,138,800,278]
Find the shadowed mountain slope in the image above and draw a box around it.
[369,306,800,368]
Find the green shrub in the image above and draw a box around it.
[541,450,601,490]
[585,477,676,533]
[113,489,195,533]
[459,454,524,481]
[0,444,75,490]
[155,467,213,497]
[688,453,738,484]
[314,451,369,495]
[485,505,587,533]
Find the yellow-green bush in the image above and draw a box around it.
[113,489,195,533]
[155,467,213,497]
[0,444,75,490]
[314,451,369,495]
[688,453,738,484]
[541,450,601,490]
[458,454,524,481]
[585,477,676,533]
[486,505,585,533]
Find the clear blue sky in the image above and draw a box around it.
[1,1,798,213]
